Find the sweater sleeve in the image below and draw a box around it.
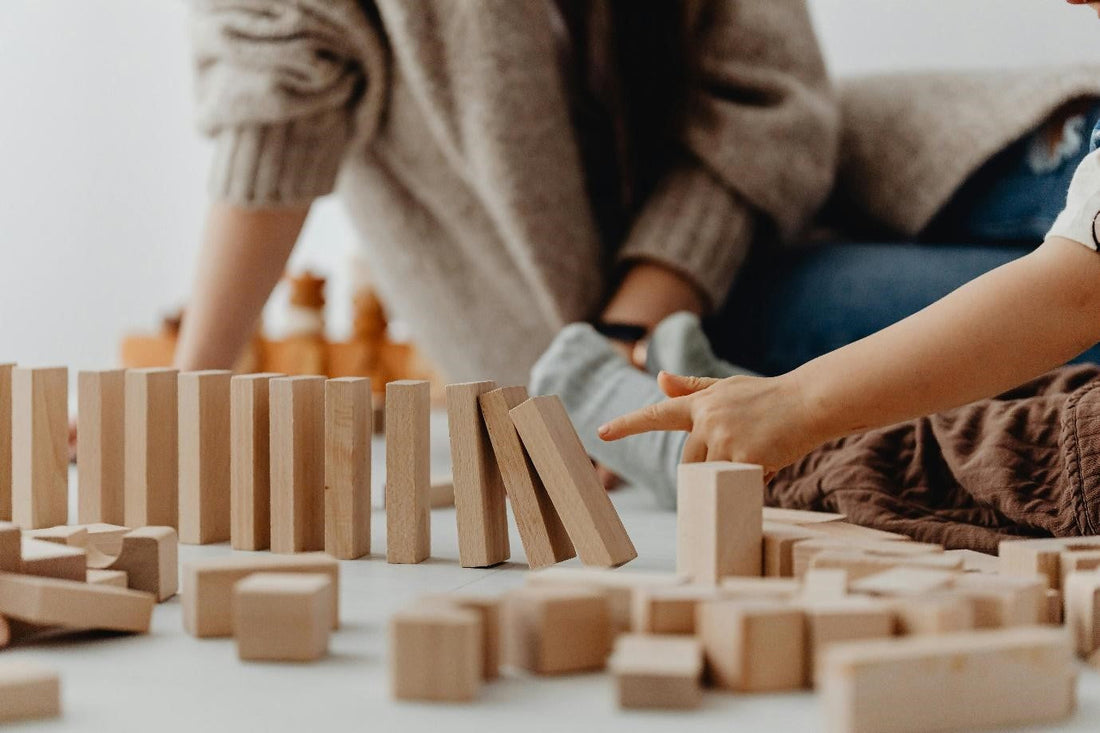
[189,0,388,207]
[619,0,839,307]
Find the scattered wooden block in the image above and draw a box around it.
[446,381,510,568]
[849,567,958,597]
[429,476,455,508]
[953,572,1045,628]
[125,368,179,529]
[509,395,636,568]
[719,576,802,600]
[697,598,805,692]
[632,585,721,635]
[794,538,944,578]
[87,569,128,587]
[762,507,845,525]
[807,521,912,543]
[998,536,1100,590]
[801,568,848,600]
[1060,549,1100,590]
[799,597,894,687]
[234,572,333,662]
[944,548,999,574]
[678,462,763,583]
[20,537,86,581]
[504,585,611,674]
[324,377,371,560]
[609,634,704,710]
[1064,571,1100,657]
[0,572,154,633]
[89,526,178,602]
[479,386,574,569]
[77,369,126,525]
[182,553,339,637]
[883,594,975,636]
[763,521,825,577]
[805,548,961,582]
[25,525,87,547]
[390,604,481,702]
[0,522,19,572]
[81,523,130,556]
[385,380,431,564]
[11,367,68,529]
[1047,588,1064,625]
[0,364,11,521]
[230,373,281,551]
[178,370,232,545]
[526,566,685,633]
[422,594,502,680]
[0,661,60,723]
[269,376,326,554]
[820,627,1076,733]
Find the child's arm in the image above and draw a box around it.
[599,236,1100,474]
[173,202,308,370]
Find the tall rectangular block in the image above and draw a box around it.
[230,373,281,550]
[12,367,68,529]
[0,363,12,521]
[77,370,126,524]
[178,370,232,544]
[324,377,371,560]
[125,368,179,529]
[386,380,430,564]
[269,376,326,553]
[677,462,763,583]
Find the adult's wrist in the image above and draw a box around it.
[601,261,706,330]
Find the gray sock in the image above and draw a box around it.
[646,311,759,379]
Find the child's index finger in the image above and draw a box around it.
[597,396,693,441]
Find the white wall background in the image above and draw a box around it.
[2,0,1100,376]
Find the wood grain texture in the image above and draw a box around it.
[324,377,371,560]
[269,376,326,554]
[479,386,573,569]
[230,373,281,551]
[124,368,179,529]
[385,380,430,564]
[178,370,232,545]
[77,370,126,525]
[390,605,482,702]
[509,396,635,568]
[12,367,68,529]
[0,364,12,522]
[677,462,763,583]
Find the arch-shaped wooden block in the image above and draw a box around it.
[87,527,177,602]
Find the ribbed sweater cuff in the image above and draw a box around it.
[619,166,754,310]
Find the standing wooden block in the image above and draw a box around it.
[799,598,894,687]
[125,368,179,529]
[479,386,573,568]
[697,598,805,692]
[678,462,763,583]
[0,364,11,521]
[820,628,1077,733]
[178,370,232,545]
[385,380,430,564]
[0,573,154,633]
[234,573,333,662]
[610,634,704,710]
[230,373,281,551]
[88,526,178,602]
[446,381,510,568]
[77,369,126,525]
[1064,571,1100,657]
[509,395,636,568]
[11,367,68,529]
[324,377,371,560]
[0,661,60,723]
[0,522,20,572]
[504,585,611,674]
[269,376,325,554]
[390,605,482,702]
[849,567,958,597]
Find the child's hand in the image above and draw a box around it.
[597,371,821,478]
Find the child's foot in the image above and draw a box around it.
[645,311,759,380]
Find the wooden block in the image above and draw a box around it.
[324,377,371,560]
[944,548,999,574]
[77,369,126,525]
[998,536,1100,590]
[849,567,958,597]
[385,380,431,564]
[820,627,1076,733]
[883,594,975,636]
[794,538,944,578]
[125,368,179,529]
[609,634,704,710]
[1064,571,1100,657]
[429,476,455,508]
[0,364,11,521]
[719,576,802,599]
[696,598,805,692]
[763,521,825,577]
[953,572,1045,628]
[762,507,845,525]
[234,572,332,662]
[807,521,913,543]
[1047,588,1064,625]
[181,552,339,637]
[479,386,573,568]
[0,572,154,633]
[422,594,502,680]
[89,526,178,602]
[526,566,685,633]
[1060,549,1100,589]
[631,585,720,634]
[446,381,510,568]
[87,569,128,587]
[799,598,894,687]
[80,523,130,556]
[231,373,281,550]
[178,370,232,544]
[504,585,611,674]
[509,395,636,568]
[802,568,848,600]
[12,367,68,529]
[0,661,60,723]
[804,548,961,582]
[20,537,86,581]
[0,615,9,649]
[678,462,763,583]
[390,604,481,702]
[25,525,87,547]
[269,376,326,554]
[0,522,19,572]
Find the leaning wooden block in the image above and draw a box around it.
[1064,571,1100,657]
[820,627,1076,733]
[234,573,333,662]
[610,634,704,710]
[678,462,763,583]
[77,369,126,525]
[763,521,825,577]
[697,598,805,692]
[799,598,894,687]
[88,526,178,602]
[231,373,281,551]
[632,585,721,634]
[20,538,86,581]
[125,368,179,529]
[0,572,154,633]
[1060,549,1100,590]
[324,377,372,560]
[0,364,11,521]
[12,367,68,529]
[509,395,636,568]
[0,661,60,723]
[178,370,232,545]
[422,594,502,680]
[385,380,431,564]
[998,536,1100,590]
[0,522,19,572]
[526,566,685,633]
[953,572,1045,628]
[504,585,611,674]
[87,569,128,588]
[883,594,975,636]
[849,567,958,597]
[269,376,326,554]
[181,553,339,637]
[390,604,482,702]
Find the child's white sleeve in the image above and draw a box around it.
[1048,149,1100,250]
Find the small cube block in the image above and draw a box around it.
[0,661,60,723]
[697,599,805,692]
[610,634,703,710]
[504,586,611,674]
[234,573,332,662]
[390,605,482,702]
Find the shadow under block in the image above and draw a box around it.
[324,377,371,560]
[385,380,430,564]
[0,364,11,521]
[77,370,126,525]
[182,553,339,637]
[504,585,611,674]
[20,538,86,581]
[609,634,704,710]
[88,526,178,602]
[1065,571,1100,657]
[799,598,894,687]
[234,573,333,662]
[178,371,232,545]
[820,627,1076,733]
[998,535,1100,590]
[0,661,60,723]
[269,376,326,554]
[12,367,68,529]
[446,381,510,568]
[678,462,763,583]
[231,373,281,551]
[0,572,154,633]
[479,386,573,569]
[526,566,686,633]
[697,599,805,692]
[390,605,482,702]
[125,368,179,529]
[509,395,636,568]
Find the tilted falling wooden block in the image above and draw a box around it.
[230,373,281,551]
[479,386,573,569]
[678,462,763,583]
[509,395,636,568]
[269,376,326,554]
[234,573,333,662]
[178,370,232,545]
[385,380,430,564]
[820,627,1077,733]
[526,566,686,633]
[390,604,482,702]
[697,598,805,692]
[504,585,611,674]
[20,538,86,581]
[0,364,12,521]
[324,377,371,560]
[12,367,68,529]
[446,381,510,568]
[0,661,60,723]
[88,526,178,601]
[609,634,704,710]
[125,368,179,529]
[77,369,126,525]
[0,572,154,633]
[799,597,894,687]
[1064,571,1100,657]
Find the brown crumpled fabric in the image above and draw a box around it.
[768,365,1100,553]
